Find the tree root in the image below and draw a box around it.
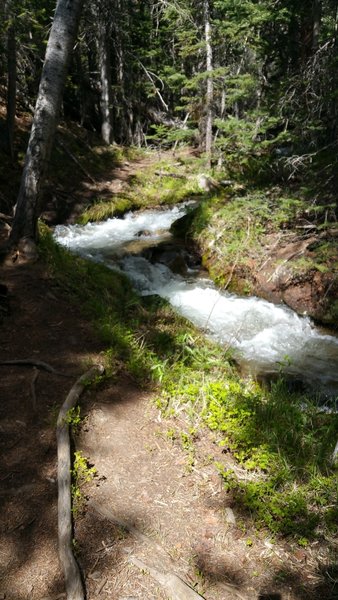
[57,364,104,600]
[0,358,74,377]
[91,501,206,599]
[128,556,206,600]
[30,367,39,411]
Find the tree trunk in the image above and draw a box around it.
[204,0,213,168]
[9,0,84,251]
[312,0,321,52]
[6,17,16,161]
[97,1,113,145]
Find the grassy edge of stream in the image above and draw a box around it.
[39,149,338,549]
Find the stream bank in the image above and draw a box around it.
[171,194,338,329]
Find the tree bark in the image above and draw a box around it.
[312,0,321,52]
[97,0,113,144]
[9,0,84,250]
[204,0,213,168]
[57,364,104,600]
[6,16,16,161]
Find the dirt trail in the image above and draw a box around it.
[0,160,335,600]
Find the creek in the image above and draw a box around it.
[54,203,338,398]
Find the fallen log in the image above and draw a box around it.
[154,170,186,179]
[57,364,104,600]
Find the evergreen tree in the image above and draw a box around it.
[9,0,84,252]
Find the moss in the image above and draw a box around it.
[78,195,134,224]
[321,299,338,326]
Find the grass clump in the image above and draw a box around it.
[78,195,134,225]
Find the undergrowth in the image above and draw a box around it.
[78,152,203,224]
[71,450,97,515]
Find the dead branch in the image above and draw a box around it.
[0,358,74,377]
[57,364,104,600]
[56,137,96,183]
[154,170,186,179]
[0,212,13,223]
[136,59,169,112]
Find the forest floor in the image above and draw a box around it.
[0,155,337,600]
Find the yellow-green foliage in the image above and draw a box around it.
[71,451,97,514]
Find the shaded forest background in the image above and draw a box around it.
[1,0,338,198]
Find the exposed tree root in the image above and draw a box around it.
[91,501,206,599]
[0,358,74,377]
[30,367,39,411]
[57,364,104,600]
[129,556,206,600]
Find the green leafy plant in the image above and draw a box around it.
[65,406,82,433]
[71,451,97,515]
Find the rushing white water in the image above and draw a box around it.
[54,205,338,394]
[54,204,189,260]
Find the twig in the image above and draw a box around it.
[323,279,335,301]
[96,577,108,594]
[0,212,13,223]
[223,256,239,290]
[173,111,190,154]
[0,483,36,496]
[154,171,186,179]
[30,367,39,411]
[57,364,104,600]
[0,358,74,377]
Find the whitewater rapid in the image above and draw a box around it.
[54,205,338,395]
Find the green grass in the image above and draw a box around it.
[157,361,338,541]
[184,188,338,303]
[78,153,204,224]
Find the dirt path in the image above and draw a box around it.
[0,160,335,600]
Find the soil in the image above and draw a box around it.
[250,232,338,326]
[1,160,337,600]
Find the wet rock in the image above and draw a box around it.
[143,241,201,276]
